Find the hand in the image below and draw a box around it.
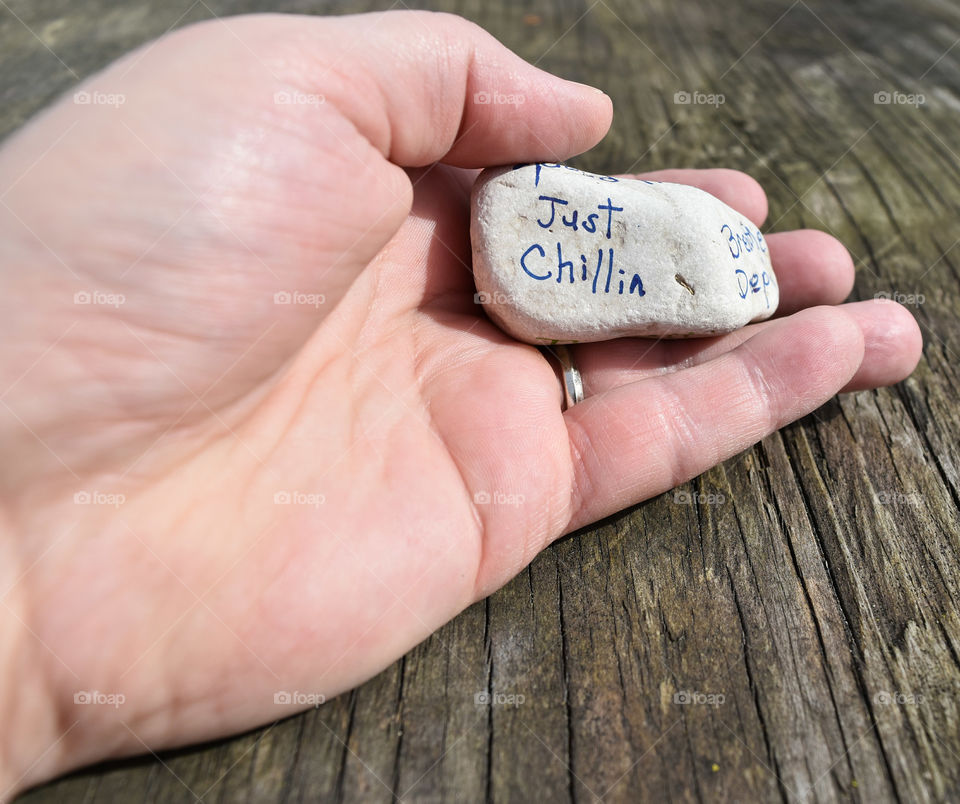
[0,10,921,796]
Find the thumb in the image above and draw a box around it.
[316,10,613,167]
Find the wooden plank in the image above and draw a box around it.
[5,0,959,801]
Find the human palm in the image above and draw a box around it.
[0,11,921,795]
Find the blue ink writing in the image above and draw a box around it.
[520,244,550,280]
[537,195,623,240]
[736,268,773,309]
[512,164,645,300]
[722,222,767,260]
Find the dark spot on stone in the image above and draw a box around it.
[675,274,695,294]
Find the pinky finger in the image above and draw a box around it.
[561,306,865,531]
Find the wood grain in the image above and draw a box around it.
[4,0,959,800]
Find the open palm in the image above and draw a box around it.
[0,11,921,795]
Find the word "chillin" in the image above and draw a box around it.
[519,194,645,296]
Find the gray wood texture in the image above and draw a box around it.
[5,0,960,800]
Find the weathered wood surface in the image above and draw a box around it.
[6,0,960,801]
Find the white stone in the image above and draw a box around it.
[470,163,779,344]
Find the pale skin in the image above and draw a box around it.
[0,10,922,798]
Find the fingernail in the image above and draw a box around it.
[568,80,607,95]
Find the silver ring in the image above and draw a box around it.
[551,345,584,410]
